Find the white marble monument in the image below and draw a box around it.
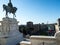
[0,0,23,45]
[0,17,23,45]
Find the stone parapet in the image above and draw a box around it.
[20,41,31,45]
[30,36,56,45]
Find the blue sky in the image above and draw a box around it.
[0,0,60,25]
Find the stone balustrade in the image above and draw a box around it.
[20,41,31,45]
[20,31,60,45]
[30,36,56,45]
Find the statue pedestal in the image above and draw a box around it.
[0,17,23,45]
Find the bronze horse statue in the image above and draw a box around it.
[3,0,17,18]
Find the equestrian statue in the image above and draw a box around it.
[3,0,17,18]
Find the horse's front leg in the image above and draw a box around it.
[13,13,16,18]
[6,11,8,17]
[3,9,4,11]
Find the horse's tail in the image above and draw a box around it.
[13,7,17,12]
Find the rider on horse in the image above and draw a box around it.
[3,0,17,18]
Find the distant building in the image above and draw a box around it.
[58,18,60,26]
[33,24,40,32]
[55,18,60,32]
[19,21,56,36]
[27,21,33,28]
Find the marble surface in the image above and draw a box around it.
[0,17,23,45]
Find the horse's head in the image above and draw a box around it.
[3,4,7,11]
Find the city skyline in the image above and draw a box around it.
[0,0,60,25]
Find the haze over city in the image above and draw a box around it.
[0,0,60,25]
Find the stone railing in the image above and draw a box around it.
[20,31,60,45]
[20,41,31,45]
[30,36,56,45]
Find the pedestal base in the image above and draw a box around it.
[0,17,23,45]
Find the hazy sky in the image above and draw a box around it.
[0,0,60,25]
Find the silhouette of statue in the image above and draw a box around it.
[3,0,17,18]
[8,0,13,8]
